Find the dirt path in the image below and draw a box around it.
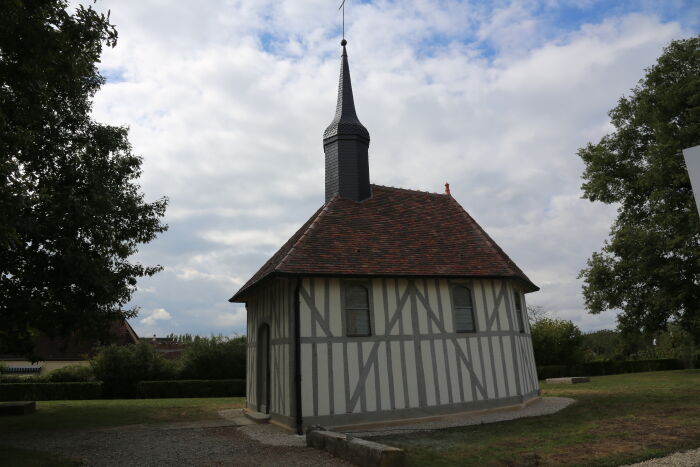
[1,421,351,466]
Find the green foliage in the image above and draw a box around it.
[90,342,179,397]
[581,329,625,362]
[164,333,196,343]
[0,382,102,401]
[578,36,700,343]
[531,318,584,366]
[44,364,94,382]
[0,0,168,357]
[179,335,246,380]
[136,379,246,399]
[537,358,684,379]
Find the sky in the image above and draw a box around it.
[83,0,698,338]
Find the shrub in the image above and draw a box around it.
[45,364,95,382]
[531,318,584,366]
[179,336,246,380]
[0,382,102,401]
[91,341,179,397]
[136,379,245,399]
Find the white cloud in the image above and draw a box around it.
[88,0,693,336]
[140,308,172,326]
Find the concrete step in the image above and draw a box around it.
[244,410,271,424]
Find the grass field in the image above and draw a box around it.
[0,396,246,465]
[375,370,700,466]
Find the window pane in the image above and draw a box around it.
[453,286,472,308]
[347,309,370,336]
[346,285,369,309]
[455,307,474,332]
[513,293,522,311]
[514,292,525,332]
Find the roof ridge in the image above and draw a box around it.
[371,184,447,196]
[276,197,336,270]
[446,195,534,284]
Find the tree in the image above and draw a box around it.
[0,1,167,357]
[526,304,549,324]
[580,329,624,362]
[578,36,700,344]
[531,318,584,366]
[180,336,247,380]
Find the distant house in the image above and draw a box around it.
[141,336,187,360]
[0,320,139,375]
[229,41,540,433]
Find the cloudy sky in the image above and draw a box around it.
[86,0,698,337]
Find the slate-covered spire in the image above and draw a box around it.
[323,40,371,203]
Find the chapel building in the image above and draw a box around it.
[230,40,540,433]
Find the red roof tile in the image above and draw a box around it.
[230,185,537,301]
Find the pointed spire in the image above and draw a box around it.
[323,40,371,203]
[323,40,370,143]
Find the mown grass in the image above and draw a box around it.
[375,370,700,466]
[0,397,246,433]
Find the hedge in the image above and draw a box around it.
[537,358,685,380]
[136,379,245,399]
[0,382,103,401]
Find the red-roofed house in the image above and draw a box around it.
[230,41,540,433]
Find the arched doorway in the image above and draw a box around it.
[256,324,271,414]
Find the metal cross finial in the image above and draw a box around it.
[339,0,346,42]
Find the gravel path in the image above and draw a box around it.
[624,448,700,466]
[1,419,350,466]
[341,396,576,437]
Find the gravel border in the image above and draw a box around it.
[340,396,576,437]
[624,447,700,466]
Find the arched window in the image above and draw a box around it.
[514,291,525,333]
[345,284,371,337]
[452,286,476,332]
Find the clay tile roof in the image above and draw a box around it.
[230,185,538,302]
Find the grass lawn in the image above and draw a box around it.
[375,370,700,466]
[0,397,245,433]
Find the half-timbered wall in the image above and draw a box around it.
[246,278,294,421]
[298,277,539,426]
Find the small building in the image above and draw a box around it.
[0,320,139,375]
[229,41,540,432]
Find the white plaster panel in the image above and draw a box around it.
[329,279,342,337]
[434,339,449,405]
[446,339,460,403]
[316,343,330,416]
[372,279,385,336]
[347,342,360,413]
[420,341,436,406]
[301,343,314,417]
[384,280,399,335]
[377,343,390,411]
[468,337,482,401]
[363,342,377,412]
[491,337,506,398]
[390,341,405,409]
[404,341,419,408]
[332,342,346,414]
[438,280,454,332]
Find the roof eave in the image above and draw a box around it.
[229,271,538,301]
